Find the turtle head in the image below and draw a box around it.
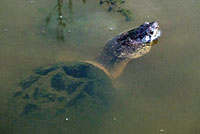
[115,21,161,59]
[137,21,161,44]
[97,21,162,69]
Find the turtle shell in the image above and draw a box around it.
[9,61,114,133]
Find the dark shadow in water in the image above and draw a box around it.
[45,0,131,42]
[82,0,86,4]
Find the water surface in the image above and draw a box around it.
[0,0,200,134]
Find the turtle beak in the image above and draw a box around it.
[150,39,159,46]
[146,39,159,46]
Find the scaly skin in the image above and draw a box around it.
[90,21,161,78]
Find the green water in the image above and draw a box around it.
[0,0,200,133]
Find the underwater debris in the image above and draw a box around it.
[45,0,73,42]
[44,0,131,42]
[99,0,131,21]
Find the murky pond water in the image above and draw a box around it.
[0,0,200,134]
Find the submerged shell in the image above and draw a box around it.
[9,61,114,132]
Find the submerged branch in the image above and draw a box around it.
[44,0,131,42]
[99,0,131,21]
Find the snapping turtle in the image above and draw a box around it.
[9,22,161,132]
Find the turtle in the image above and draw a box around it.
[8,21,161,133]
